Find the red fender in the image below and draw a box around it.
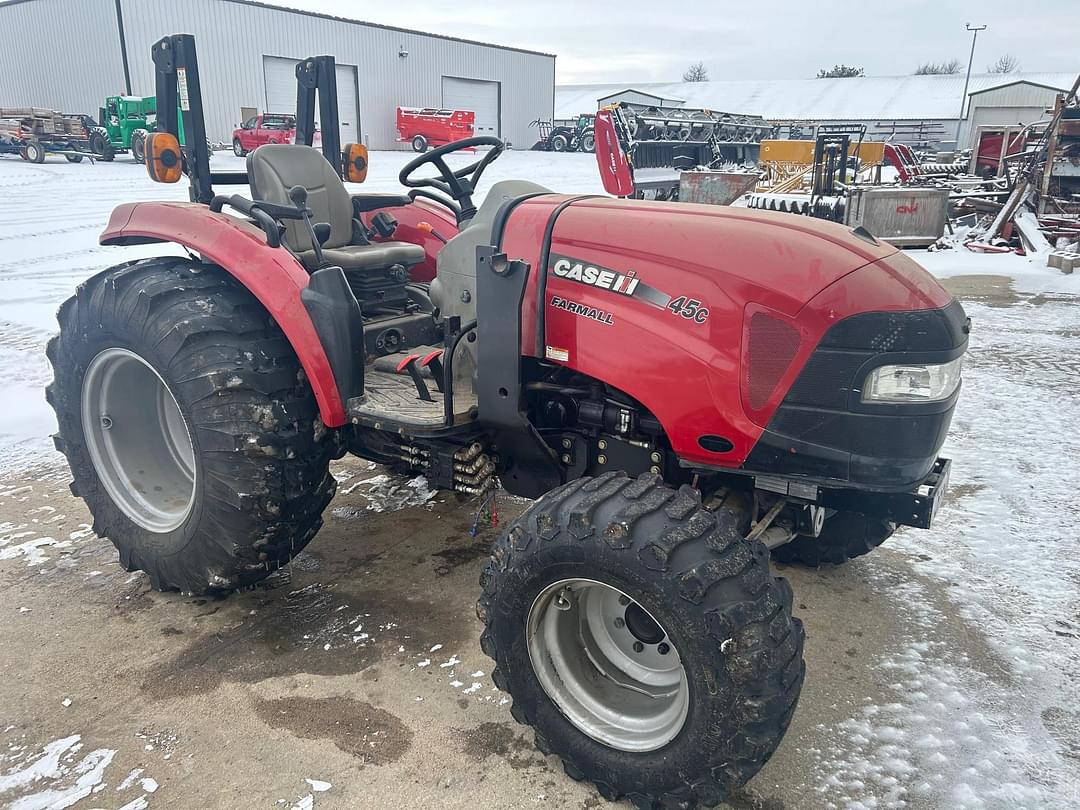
[100,201,348,428]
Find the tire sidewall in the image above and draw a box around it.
[56,328,207,561]
[489,540,735,794]
[233,138,245,157]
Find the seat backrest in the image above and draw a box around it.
[247,145,352,252]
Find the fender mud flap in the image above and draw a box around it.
[301,265,365,403]
[475,245,561,499]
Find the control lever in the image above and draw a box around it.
[289,185,330,267]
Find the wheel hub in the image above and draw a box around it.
[80,348,196,533]
[527,578,689,752]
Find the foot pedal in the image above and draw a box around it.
[419,350,444,392]
[396,354,434,402]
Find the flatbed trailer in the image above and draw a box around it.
[0,107,93,163]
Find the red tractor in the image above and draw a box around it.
[47,35,965,807]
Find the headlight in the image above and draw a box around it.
[861,357,962,403]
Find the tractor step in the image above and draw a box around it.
[347,368,475,428]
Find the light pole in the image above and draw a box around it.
[956,23,987,145]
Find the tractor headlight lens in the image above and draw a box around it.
[861,357,962,403]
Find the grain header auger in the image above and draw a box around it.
[47,32,966,809]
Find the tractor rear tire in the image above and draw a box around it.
[411,135,428,153]
[771,511,895,567]
[89,127,115,161]
[45,257,337,594]
[579,130,595,153]
[131,129,148,163]
[478,472,804,807]
[550,133,569,152]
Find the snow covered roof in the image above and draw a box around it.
[555,73,1076,122]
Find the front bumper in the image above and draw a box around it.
[820,456,951,529]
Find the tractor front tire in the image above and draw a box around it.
[45,257,337,594]
[771,511,895,567]
[579,130,596,153]
[131,129,148,163]
[550,133,569,152]
[89,127,115,161]
[478,472,804,807]
[411,135,428,153]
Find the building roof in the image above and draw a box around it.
[0,0,556,58]
[556,73,1075,121]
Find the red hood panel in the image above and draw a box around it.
[552,198,899,315]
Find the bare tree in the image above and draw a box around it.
[988,54,1020,73]
[816,64,864,78]
[683,61,709,82]
[914,59,963,75]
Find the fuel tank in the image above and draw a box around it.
[498,196,963,489]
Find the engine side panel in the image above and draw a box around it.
[100,201,348,427]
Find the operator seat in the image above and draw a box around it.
[246,144,425,272]
[431,179,552,323]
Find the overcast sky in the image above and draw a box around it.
[277,0,1078,84]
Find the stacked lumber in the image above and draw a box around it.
[0,107,85,139]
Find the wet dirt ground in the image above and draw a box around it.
[0,455,930,810]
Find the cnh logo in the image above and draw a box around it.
[896,203,919,214]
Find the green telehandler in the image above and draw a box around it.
[89,95,191,162]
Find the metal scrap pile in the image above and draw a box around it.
[964,75,1080,260]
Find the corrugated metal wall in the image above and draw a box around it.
[961,83,1060,147]
[0,0,127,115]
[116,0,554,149]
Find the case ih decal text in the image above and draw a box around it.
[548,254,709,324]
[550,295,614,325]
[550,255,644,297]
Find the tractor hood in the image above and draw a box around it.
[540,197,901,316]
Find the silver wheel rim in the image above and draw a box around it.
[527,578,689,752]
[80,348,197,533]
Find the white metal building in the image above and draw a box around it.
[0,0,555,149]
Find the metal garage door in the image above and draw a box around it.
[262,56,360,144]
[441,77,500,137]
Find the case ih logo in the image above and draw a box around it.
[550,255,641,296]
[896,203,919,214]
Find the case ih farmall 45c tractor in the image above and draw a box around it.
[47,35,965,808]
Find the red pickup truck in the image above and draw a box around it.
[232,113,316,156]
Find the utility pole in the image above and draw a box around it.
[956,23,987,145]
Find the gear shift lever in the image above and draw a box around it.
[288,185,331,267]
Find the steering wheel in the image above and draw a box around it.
[399,136,505,224]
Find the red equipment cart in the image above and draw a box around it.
[396,106,474,152]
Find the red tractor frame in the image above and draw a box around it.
[46,34,965,808]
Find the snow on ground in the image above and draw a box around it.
[3,147,1080,806]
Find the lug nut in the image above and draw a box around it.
[100,415,113,430]
[618,595,630,606]
[650,452,661,463]
[614,617,625,629]
[561,454,571,464]
[632,641,644,653]
[598,439,607,450]
[649,465,660,474]
[597,455,607,465]
[657,642,670,655]
[562,438,572,449]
